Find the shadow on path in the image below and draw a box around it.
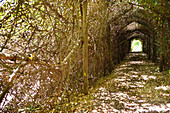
[57,53,170,112]
[89,53,170,112]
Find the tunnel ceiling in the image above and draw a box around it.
[108,7,154,40]
[107,7,154,46]
[109,8,154,35]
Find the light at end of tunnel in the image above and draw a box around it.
[131,39,143,52]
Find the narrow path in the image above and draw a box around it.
[58,53,170,112]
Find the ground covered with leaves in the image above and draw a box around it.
[54,53,170,112]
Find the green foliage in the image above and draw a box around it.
[0,0,169,112]
[18,105,40,112]
[134,41,139,46]
[131,39,143,52]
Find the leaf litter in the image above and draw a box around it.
[54,53,170,112]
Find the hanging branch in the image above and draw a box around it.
[61,40,81,65]
[128,2,169,21]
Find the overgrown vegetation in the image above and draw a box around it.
[0,0,169,112]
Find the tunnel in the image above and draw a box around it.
[104,6,159,73]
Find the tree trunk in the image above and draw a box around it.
[82,0,88,95]
[159,20,164,72]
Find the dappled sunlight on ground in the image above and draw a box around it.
[72,53,170,112]
[55,53,169,112]
[155,86,170,90]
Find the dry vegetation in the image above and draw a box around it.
[0,0,169,112]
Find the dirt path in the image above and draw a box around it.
[57,53,170,112]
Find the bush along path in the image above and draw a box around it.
[53,53,170,113]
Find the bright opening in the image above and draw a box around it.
[130,39,143,52]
